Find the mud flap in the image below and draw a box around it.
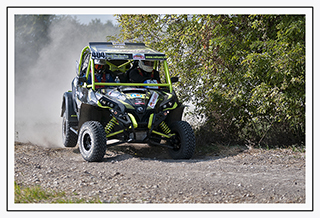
[61,92,78,128]
[165,104,185,127]
[78,103,111,131]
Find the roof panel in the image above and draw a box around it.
[89,42,166,60]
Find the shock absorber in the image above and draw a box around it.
[105,116,118,135]
[159,121,171,134]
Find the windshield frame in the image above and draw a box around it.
[78,44,173,93]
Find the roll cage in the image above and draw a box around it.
[77,42,173,92]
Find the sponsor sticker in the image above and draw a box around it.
[105,54,129,59]
[133,53,145,60]
[123,87,146,92]
[131,93,143,98]
[92,51,106,58]
[134,99,145,105]
[148,92,159,109]
[145,55,166,59]
[112,42,125,46]
[144,79,159,89]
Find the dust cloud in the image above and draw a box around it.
[15,17,119,147]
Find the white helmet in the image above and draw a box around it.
[138,60,153,73]
[94,59,106,65]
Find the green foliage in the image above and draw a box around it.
[14,182,102,203]
[115,14,305,146]
[15,182,64,203]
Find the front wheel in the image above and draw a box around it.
[78,121,107,162]
[168,121,196,159]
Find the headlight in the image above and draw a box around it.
[99,97,116,108]
[161,99,176,110]
[163,101,173,108]
[100,99,107,105]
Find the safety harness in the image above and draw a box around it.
[138,68,154,78]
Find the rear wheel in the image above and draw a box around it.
[79,121,107,162]
[62,111,78,147]
[168,121,196,159]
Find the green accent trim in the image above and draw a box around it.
[105,61,119,72]
[117,60,132,69]
[83,57,93,87]
[148,113,154,129]
[166,93,173,99]
[106,130,124,138]
[163,60,173,93]
[90,59,95,90]
[151,130,175,139]
[128,113,138,129]
[105,60,132,73]
[105,60,118,68]
[71,115,77,117]
[97,101,111,109]
[78,46,90,75]
[92,82,170,87]
[165,102,178,111]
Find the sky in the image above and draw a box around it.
[75,14,117,25]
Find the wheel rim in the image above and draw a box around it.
[83,133,92,151]
[171,133,181,151]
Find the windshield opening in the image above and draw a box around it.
[85,59,172,92]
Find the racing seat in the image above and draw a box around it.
[126,60,139,82]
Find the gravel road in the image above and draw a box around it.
[14,141,305,204]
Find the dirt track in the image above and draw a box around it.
[14,141,305,203]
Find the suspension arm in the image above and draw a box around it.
[151,130,175,139]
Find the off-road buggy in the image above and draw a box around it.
[61,42,196,162]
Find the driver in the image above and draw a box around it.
[128,60,160,84]
[88,59,114,88]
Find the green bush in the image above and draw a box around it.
[115,14,305,147]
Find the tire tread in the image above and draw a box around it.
[62,112,78,147]
[79,121,107,162]
[169,121,196,159]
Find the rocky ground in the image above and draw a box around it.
[14,141,305,204]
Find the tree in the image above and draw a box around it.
[115,14,305,146]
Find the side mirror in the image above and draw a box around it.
[171,77,179,83]
[77,76,86,86]
[78,76,87,83]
